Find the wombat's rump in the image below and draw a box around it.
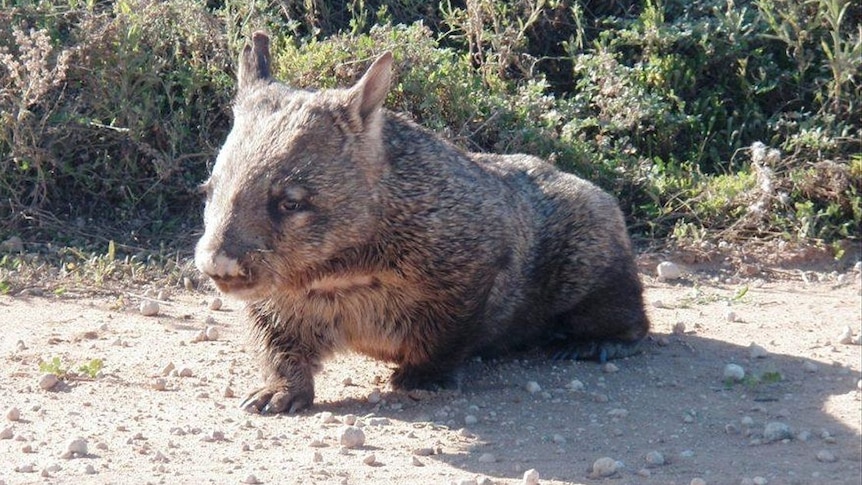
[194,32,649,414]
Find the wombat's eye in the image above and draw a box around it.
[278,200,302,213]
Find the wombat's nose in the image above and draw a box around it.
[195,250,246,279]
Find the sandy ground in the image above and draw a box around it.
[1,253,861,485]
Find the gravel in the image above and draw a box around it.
[590,456,620,478]
[657,261,682,280]
[139,300,159,317]
[723,364,745,381]
[338,426,365,449]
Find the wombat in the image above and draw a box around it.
[195,32,649,414]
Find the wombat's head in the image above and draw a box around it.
[195,32,393,301]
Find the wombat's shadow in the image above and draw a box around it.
[312,334,861,483]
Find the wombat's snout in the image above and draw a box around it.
[194,243,256,295]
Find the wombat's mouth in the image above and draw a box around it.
[207,273,274,301]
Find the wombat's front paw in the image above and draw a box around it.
[240,382,314,415]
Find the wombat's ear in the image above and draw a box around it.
[347,52,393,128]
[237,31,272,91]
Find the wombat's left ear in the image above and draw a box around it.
[347,52,393,128]
[237,31,272,91]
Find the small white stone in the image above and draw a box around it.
[644,450,665,467]
[522,468,540,485]
[525,381,542,394]
[763,421,792,442]
[338,426,365,449]
[816,449,837,462]
[242,474,261,484]
[690,478,707,485]
[657,261,682,280]
[725,310,737,322]
[477,453,496,463]
[566,379,585,391]
[837,326,854,345]
[464,415,478,426]
[748,343,769,359]
[204,326,219,341]
[209,297,223,311]
[591,456,619,477]
[602,363,619,373]
[39,373,59,390]
[723,364,745,382]
[6,407,20,422]
[151,378,167,391]
[752,477,768,485]
[65,437,88,457]
[140,300,159,317]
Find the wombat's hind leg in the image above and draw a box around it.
[391,363,463,392]
[240,378,314,415]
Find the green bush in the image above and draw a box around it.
[0,0,858,254]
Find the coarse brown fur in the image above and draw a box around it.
[194,32,649,414]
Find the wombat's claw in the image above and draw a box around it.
[551,340,642,362]
[240,387,312,415]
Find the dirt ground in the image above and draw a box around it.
[1,249,861,485]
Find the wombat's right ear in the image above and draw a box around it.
[237,31,271,90]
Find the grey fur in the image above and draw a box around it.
[194,32,649,414]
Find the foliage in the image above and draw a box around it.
[0,0,859,254]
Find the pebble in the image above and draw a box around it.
[522,469,540,485]
[63,437,88,458]
[223,385,235,398]
[151,378,167,391]
[657,261,682,280]
[39,373,59,390]
[242,474,261,484]
[209,297,223,311]
[763,421,792,442]
[837,326,854,345]
[338,426,365,449]
[205,326,219,341]
[464,415,478,426]
[602,362,619,373]
[411,456,424,466]
[816,449,837,462]
[140,300,159,316]
[83,463,96,475]
[690,478,707,485]
[362,453,376,465]
[477,453,496,463]
[590,456,619,478]
[1,426,13,439]
[748,343,769,359]
[178,367,193,378]
[525,381,542,394]
[723,363,745,381]
[652,300,665,309]
[161,362,175,376]
[802,361,819,373]
[672,321,686,335]
[644,450,665,467]
[725,310,738,322]
[15,463,35,473]
[367,389,382,404]
[566,379,585,391]
[6,407,20,421]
